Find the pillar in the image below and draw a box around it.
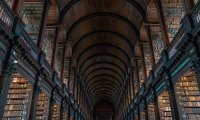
[183,0,195,12]
[28,86,42,120]
[37,0,51,47]
[151,87,160,120]
[48,89,56,120]
[12,0,24,15]
[0,43,16,119]
[155,0,170,46]
[140,43,147,79]
[165,67,180,120]
[145,26,156,66]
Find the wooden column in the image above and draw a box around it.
[183,0,195,12]
[12,0,24,15]
[143,97,149,120]
[165,68,180,120]
[68,104,71,120]
[60,98,64,120]
[37,0,51,48]
[28,85,41,120]
[129,75,133,101]
[60,45,66,80]
[151,87,160,120]
[137,105,140,120]
[48,89,56,120]
[145,26,156,66]
[0,43,15,119]
[131,67,135,99]
[155,0,170,46]
[51,27,59,68]
[135,60,140,92]
[140,43,147,79]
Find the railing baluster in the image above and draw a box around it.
[0,0,15,29]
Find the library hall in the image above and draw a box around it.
[0,0,200,120]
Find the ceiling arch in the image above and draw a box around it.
[56,0,148,108]
[84,74,124,90]
[86,79,122,94]
[59,0,146,21]
[80,61,126,78]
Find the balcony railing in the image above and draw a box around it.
[167,25,186,59]
[192,2,200,27]
[0,0,14,30]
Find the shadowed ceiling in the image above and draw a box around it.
[47,0,157,109]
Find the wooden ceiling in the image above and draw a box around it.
[47,0,158,108]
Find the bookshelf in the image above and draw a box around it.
[140,110,146,120]
[175,75,200,120]
[52,104,60,120]
[158,91,172,120]
[143,44,152,77]
[42,28,56,64]
[162,0,185,42]
[55,46,63,78]
[63,59,70,87]
[150,26,164,63]
[3,75,33,120]
[35,92,49,120]
[62,111,68,120]
[148,103,156,120]
[138,60,144,88]
[22,1,43,43]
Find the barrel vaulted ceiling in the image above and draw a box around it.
[51,0,153,108]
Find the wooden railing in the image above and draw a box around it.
[0,0,15,29]
[192,2,200,26]
[167,25,186,59]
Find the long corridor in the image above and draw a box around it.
[0,0,200,120]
